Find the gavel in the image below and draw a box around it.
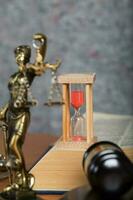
[83,141,133,197]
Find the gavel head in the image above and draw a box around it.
[83,141,133,197]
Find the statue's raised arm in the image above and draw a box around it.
[27,33,61,76]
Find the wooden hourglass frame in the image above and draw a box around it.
[58,73,96,144]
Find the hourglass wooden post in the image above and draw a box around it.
[58,73,96,144]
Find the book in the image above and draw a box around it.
[93,112,133,146]
[30,113,133,193]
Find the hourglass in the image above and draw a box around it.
[58,73,96,144]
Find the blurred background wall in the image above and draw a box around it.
[0,0,133,134]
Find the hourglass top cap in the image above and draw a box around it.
[57,73,96,84]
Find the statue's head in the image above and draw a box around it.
[14,45,31,66]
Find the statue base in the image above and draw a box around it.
[0,189,42,200]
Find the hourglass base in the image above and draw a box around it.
[71,135,86,142]
[54,136,97,151]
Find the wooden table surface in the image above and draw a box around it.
[0,133,133,200]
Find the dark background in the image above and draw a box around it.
[0,0,133,134]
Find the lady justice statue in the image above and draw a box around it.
[0,33,61,200]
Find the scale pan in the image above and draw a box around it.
[44,101,64,106]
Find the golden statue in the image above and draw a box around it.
[0,33,61,200]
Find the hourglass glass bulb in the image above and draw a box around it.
[70,84,86,141]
